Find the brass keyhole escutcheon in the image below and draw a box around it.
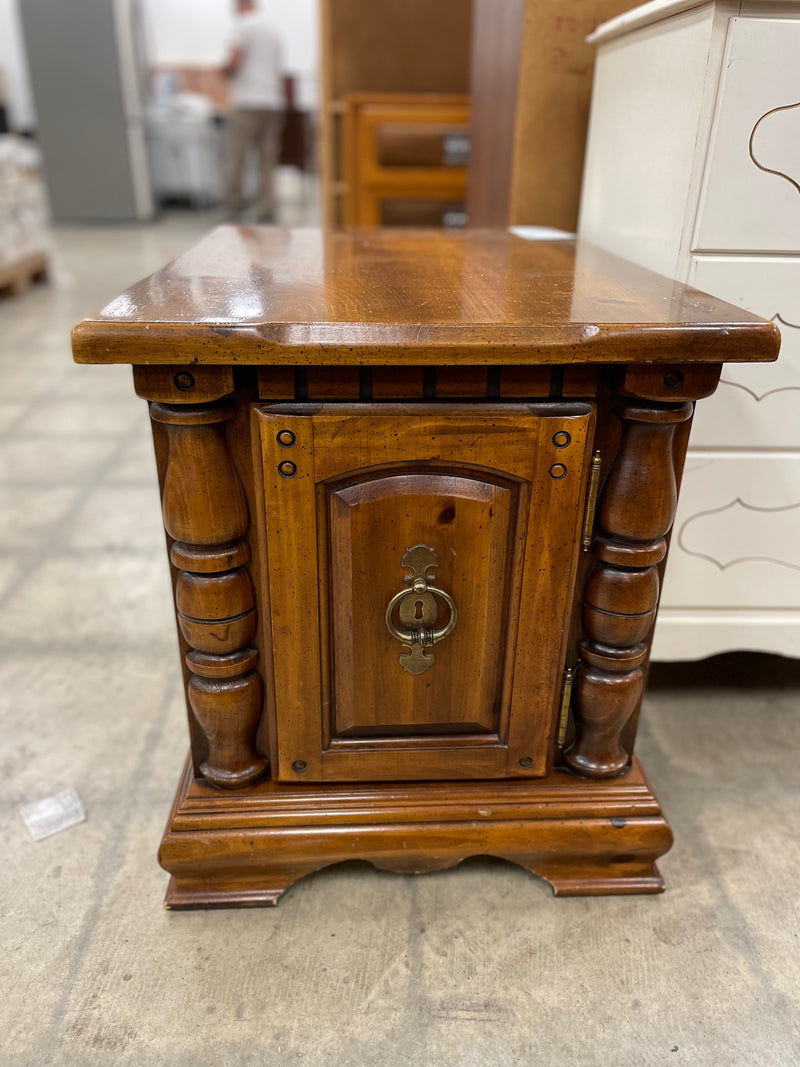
[385,544,458,675]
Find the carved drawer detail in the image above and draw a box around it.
[660,454,800,610]
[694,17,800,253]
[689,257,800,447]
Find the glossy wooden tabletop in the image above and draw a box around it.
[72,227,779,366]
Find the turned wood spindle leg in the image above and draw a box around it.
[566,399,693,779]
[150,402,266,789]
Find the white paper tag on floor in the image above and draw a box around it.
[20,789,86,841]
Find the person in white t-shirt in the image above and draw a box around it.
[222,0,286,222]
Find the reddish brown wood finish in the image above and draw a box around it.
[566,400,693,778]
[70,226,780,907]
[133,365,234,405]
[150,401,266,789]
[253,403,593,783]
[620,362,722,402]
[160,753,672,906]
[71,230,780,368]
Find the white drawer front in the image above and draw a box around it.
[660,452,800,609]
[688,256,800,446]
[580,2,718,279]
[694,16,800,254]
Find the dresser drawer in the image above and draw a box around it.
[687,256,799,446]
[693,16,800,254]
[660,452,800,610]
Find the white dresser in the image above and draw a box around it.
[578,0,800,660]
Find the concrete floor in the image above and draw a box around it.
[1,194,799,1066]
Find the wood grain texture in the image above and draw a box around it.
[71,229,779,367]
[328,472,513,737]
[566,399,693,778]
[254,403,594,783]
[509,0,634,231]
[75,221,782,907]
[256,367,295,399]
[500,366,552,397]
[436,367,488,397]
[151,403,249,546]
[133,365,234,405]
[563,366,600,397]
[150,400,266,789]
[159,752,672,906]
[620,363,722,402]
[326,0,472,98]
[371,367,425,399]
[467,0,527,226]
[307,366,360,399]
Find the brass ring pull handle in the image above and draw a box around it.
[384,544,458,675]
[384,584,458,644]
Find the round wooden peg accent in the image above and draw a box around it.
[174,371,196,391]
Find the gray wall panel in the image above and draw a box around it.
[20,0,143,220]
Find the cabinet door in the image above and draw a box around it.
[254,404,594,782]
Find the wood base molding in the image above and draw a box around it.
[159,754,673,908]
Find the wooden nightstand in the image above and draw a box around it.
[72,227,778,907]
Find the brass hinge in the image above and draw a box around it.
[556,666,575,748]
[581,450,602,550]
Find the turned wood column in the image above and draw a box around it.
[150,401,266,789]
[566,398,693,779]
